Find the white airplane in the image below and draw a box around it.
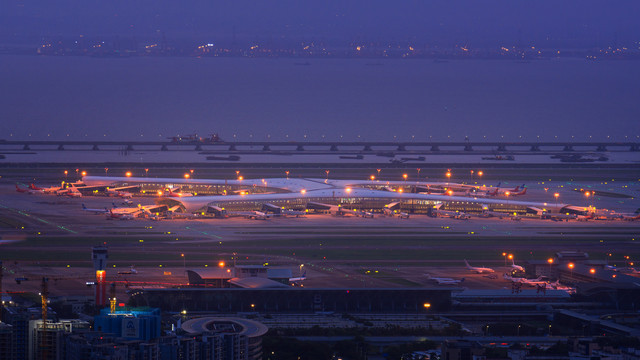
[464,260,495,274]
[510,259,525,272]
[434,208,471,220]
[289,271,307,283]
[29,183,62,194]
[106,209,135,220]
[81,204,109,214]
[164,187,194,197]
[227,210,271,220]
[504,274,547,286]
[106,189,133,198]
[63,186,83,198]
[281,209,308,218]
[426,274,465,285]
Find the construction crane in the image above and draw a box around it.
[40,277,49,360]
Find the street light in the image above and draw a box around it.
[144,168,149,177]
[181,253,186,276]
[402,173,408,182]
[370,175,375,181]
[568,263,575,280]
[377,169,381,178]
[325,170,330,180]
[190,169,194,179]
[554,193,560,208]
[446,170,451,181]
[104,167,109,176]
[125,171,132,177]
[64,170,68,179]
[548,258,554,276]
[184,173,190,179]
[285,171,290,179]
[502,252,507,266]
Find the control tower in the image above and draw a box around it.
[92,246,108,307]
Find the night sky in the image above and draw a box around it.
[1,1,639,141]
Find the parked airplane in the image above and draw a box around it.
[464,260,495,274]
[504,274,548,286]
[29,183,62,194]
[227,211,271,220]
[289,271,307,283]
[510,259,525,272]
[106,188,133,198]
[426,274,465,285]
[15,184,43,194]
[81,204,109,214]
[433,206,471,220]
[165,187,194,197]
[58,186,82,198]
[106,209,135,220]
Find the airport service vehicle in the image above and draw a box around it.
[464,260,495,274]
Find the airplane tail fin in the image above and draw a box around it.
[464,259,471,268]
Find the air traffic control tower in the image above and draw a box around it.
[92,246,108,307]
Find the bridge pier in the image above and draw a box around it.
[596,145,607,152]
[92,145,99,151]
[397,145,406,151]
[161,145,168,151]
[530,145,540,152]
[563,145,574,151]
[330,145,338,151]
[23,144,30,150]
[363,145,372,151]
[631,145,639,152]
[296,145,304,151]
[430,145,440,151]
[229,145,236,151]
[57,144,64,151]
[497,145,507,151]
[262,145,270,151]
[195,144,202,151]
[464,145,473,151]
[126,144,134,151]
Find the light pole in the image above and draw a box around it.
[554,193,560,209]
[181,253,186,277]
[105,167,109,176]
[144,168,149,177]
[548,258,554,277]
[285,171,290,180]
[502,252,507,266]
[377,169,381,178]
[446,170,451,182]
[325,170,330,180]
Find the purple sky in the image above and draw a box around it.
[2,1,639,46]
